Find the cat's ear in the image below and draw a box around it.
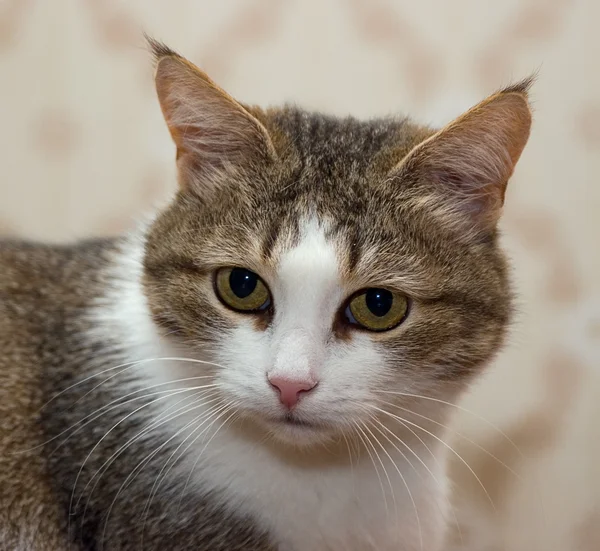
[149,38,277,192]
[394,79,533,235]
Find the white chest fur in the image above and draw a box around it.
[180,413,449,551]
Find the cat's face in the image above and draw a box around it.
[142,119,514,447]
[142,42,531,447]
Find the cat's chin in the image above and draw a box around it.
[251,414,336,448]
[269,419,332,446]
[232,407,340,448]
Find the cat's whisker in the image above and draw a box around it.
[67,357,221,411]
[140,402,241,546]
[77,391,222,535]
[383,393,552,524]
[32,382,222,455]
[348,427,362,462]
[100,399,230,547]
[363,409,463,547]
[173,401,243,515]
[69,369,218,412]
[173,404,242,517]
[376,390,526,461]
[380,397,547,535]
[78,390,224,518]
[359,420,402,530]
[70,387,216,535]
[49,384,221,459]
[73,389,223,517]
[41,356,226,410]
[368,403,497,513]
[360,410,420,479]
[378,398,521,481]
[364,418,425,551]
[352,421,389,517]
[99,397,228,518]
[341,431,355,475]
[141,398,238,528]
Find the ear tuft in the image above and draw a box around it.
[144,34,181,66]
[497,73,537,96]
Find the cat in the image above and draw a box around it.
[0,38,532,551]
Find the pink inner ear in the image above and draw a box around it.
[431,167,508,227]
[154,55,276,192]
[401,91,531,232]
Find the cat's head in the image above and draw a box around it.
[142,41,532,447]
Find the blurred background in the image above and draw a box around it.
[0,1,599,549]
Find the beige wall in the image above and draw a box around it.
[1,1,599,548]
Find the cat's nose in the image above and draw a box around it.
[268,376,317,409]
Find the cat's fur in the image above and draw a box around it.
[0,40,532,550]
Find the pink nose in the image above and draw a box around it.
[268,376,316,409]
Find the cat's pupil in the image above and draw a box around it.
[229,268,258,299]
[365,288,393,317]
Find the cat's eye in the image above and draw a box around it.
[344,288,409,332]
[215,267,271,312]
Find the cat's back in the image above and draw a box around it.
[0,238,117,550]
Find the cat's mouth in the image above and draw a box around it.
[275,412,326,431]
[278,413,320,429]
[247,410,337,446]
[242,407,335,442]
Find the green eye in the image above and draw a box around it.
[215,267,271,312]
[345,288,409,331]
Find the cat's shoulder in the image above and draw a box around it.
[0,238,87,551]
[0,237,121,305]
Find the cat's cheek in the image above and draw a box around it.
[211,322,278,407]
